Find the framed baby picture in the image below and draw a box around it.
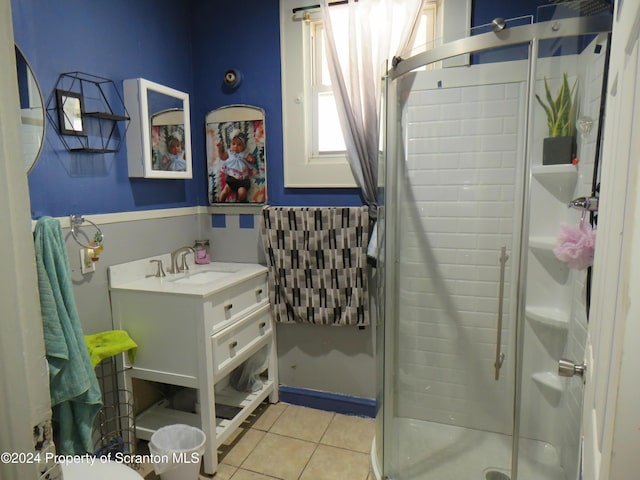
[206,105,266,205]
[151,109,187,172]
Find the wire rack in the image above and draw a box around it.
[91,355,139,468]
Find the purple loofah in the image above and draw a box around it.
[553,222,596,270]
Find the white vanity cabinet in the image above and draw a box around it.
[109,260,278,475]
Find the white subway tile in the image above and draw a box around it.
[462,84,506,102]
[480,134,518,152]
[457,184,502,201]
[439,136,483,153]
[412,88,463,105]
[407,104,441,122]
[461,118,504,135]
[455,157,488,172]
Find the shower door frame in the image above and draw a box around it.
[380,14,613,480]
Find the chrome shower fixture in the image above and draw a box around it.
[492,17,506,32]
[568,196,599,211]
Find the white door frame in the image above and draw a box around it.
[0,0,52,479]
[582,1,640,479]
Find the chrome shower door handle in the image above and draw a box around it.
[494,246,509,381]
[558,359,587,379]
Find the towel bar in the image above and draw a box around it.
[70,214,104,249]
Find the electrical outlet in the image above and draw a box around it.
[80,249,96,275]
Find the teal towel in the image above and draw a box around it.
[34,217,102,455]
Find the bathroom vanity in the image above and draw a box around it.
[109,255,278,475]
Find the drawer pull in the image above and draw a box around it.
[259,322,266,328]
[229,341,238,349]
[224,303,233,311]
[256,288,263,295]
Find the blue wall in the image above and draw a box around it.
[12,0,363,218]
[472,0,545,27]
[189,1,364,208]
[471,1,607,64]
[14,0,564,218]
[13,0,200,218]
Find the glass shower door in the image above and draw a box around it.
[382,52,531,480]
[379,15,613,480]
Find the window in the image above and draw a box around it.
[407,2,438,59]
[280,2,356,187]
[280,0,464,188]
[312,20,347,154]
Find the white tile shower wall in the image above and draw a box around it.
[395,67,526,435]
[558,38,607,479]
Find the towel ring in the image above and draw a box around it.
[70,214,104,249]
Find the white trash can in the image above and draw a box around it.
[148,424,206,480]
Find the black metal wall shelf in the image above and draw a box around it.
[84,111,129,121]
[46,72,129,154]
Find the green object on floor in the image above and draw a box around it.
[84,330,138,368]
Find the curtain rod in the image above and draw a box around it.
[292,0,357,14]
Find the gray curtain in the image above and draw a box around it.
[319,0,422,219]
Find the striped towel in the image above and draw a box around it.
[260,206,369,326]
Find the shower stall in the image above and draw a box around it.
[374,7,611,480]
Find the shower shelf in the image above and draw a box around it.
[525,306,570,331]
[532,165,578,202]
[529,236,556,252]
[532,372,564,402]
[529,236,569,283]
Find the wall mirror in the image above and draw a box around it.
[15,45,45,173]
[124,78,192,178]
[56,89,85,135]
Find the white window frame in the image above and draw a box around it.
[279,0,470,188]
[280,1,356,187]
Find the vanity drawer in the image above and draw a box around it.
[204,273,267,333]
[211,303,272,377]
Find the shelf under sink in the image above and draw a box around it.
[135,380,275,446]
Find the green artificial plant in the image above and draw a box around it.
[535,73,577,138]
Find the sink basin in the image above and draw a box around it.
[109,258,267,297]
[170,270,233,285]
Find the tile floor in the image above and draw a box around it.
[140,401,376,480]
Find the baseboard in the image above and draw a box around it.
[278,386,376,418]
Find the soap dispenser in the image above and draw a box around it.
[194,239,210,264]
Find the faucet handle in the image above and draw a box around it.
[149,259,166,278]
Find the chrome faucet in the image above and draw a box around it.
[169,246,195,273]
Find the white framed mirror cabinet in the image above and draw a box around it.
[124,78,192,179]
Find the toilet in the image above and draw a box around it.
[60,460,144,480]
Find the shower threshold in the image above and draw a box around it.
[386,418,564,480]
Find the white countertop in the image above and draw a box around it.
[109,254,267,298]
